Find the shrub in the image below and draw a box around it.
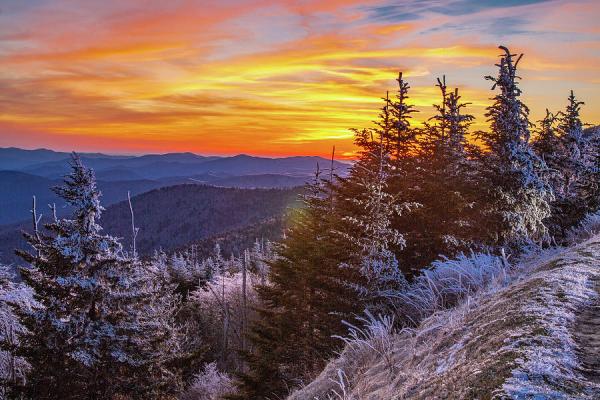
[180,363,234,400]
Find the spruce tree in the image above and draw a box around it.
[231,172,364,399]
[389,72,418,159]
[336,134,410,298]
[403,77,481,267]
[535,92,595,236]
[0,266,34,397]
[532,109,559,159]
[556,91,588,195]
[14,154,181,399]
[477,46,551,246]
[580,127,600,213]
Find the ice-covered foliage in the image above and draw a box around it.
[189,270,259,367]
[411,77,481,263]
[0,266,36,398]
[566,210,600,244]
[50,154,121,264]
[183,241,274,374]
[501,237,600,398]
[192,271,259,305]
[180,362,234,400]
[478,46,552,245]
[340,141,414,294]
[533,91,597,237]
[424,76,474,155]
[386,251,511,325]
[558,90,587,164]
[334,311,397,375]
[153,247,218,299]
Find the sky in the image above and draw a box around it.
[0,0,598,158]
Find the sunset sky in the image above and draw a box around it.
[0,0,598,158]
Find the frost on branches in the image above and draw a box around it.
[417,77,480,258]
[14,154,181,399]
[180,362,234,400]
[340,139,413,296]
[0,266,36,398]
[478,46,552,246]
[533,91,598,236]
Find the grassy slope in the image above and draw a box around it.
[289,235,600,400]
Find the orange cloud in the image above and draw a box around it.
[0,0,598,158]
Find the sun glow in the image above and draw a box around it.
[0,1,598,158]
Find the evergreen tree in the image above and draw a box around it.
[552,91,592,232]
[389,72,419,159]
[556,91,588,196]
[580,127,600,213]
[532,109,559,159]
[231,172,364,399]
[534,92,595,236]
[336,135,410,298]
[372,72,421,276]
[14,154,181,399]
[477,46,551,246]
[402,77,481,267]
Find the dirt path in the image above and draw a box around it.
[574,274,600,397]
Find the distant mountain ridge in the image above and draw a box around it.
[0,148,348,181]
[0,170,169,225]
[0,147,344,263]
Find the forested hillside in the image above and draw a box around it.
[101,184,301,256]
[0,184,300,265]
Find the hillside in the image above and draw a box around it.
[208,173,308,189]
[0,184,301,264]
[289,234,600,399]
[101,184,302,256]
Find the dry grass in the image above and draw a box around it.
[289,235,600,400]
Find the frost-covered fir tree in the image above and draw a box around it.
[559,91,587,160]
[338,134,410,296]
[532,109,559,159]
[390,72,418,159]
[477,46,551,246]
[555,91,588,198]
[534,92,595,236]
[15,154,181,399]
[351,72,425,275]
[580,127,600,213]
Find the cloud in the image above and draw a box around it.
[0,0,598,157]
[365,0,553,23]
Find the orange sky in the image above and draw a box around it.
[0,0,598,159]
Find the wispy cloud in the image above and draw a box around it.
[0,0,598,157]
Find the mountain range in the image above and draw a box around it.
[0,147,339,264]
[0,147,347,225]
[0,148,348,180]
